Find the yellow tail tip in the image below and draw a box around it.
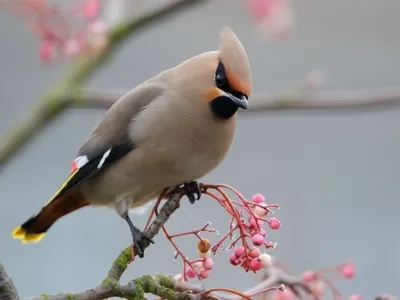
[12,226,46,244]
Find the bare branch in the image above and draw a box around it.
[65,86,400,112]
[0,0,207,172]
[249,87,400,112]
[0,261,19,300]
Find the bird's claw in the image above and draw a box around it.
[183,181,202,204]
[131,228,154,258]
[124,213,154,259]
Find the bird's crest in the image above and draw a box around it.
[218,26,252,97]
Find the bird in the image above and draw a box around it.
[12,26,252,258]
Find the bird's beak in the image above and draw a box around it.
[228,93,249,109]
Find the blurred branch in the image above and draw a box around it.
[0,261,19,300]
[0,0,207,172]
[63,86,400,111]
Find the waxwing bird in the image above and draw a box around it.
[12,26,252,258]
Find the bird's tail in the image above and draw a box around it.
[12,190,89,244]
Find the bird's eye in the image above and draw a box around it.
[215,72,226,88]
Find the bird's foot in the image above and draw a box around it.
[123,213,154,259]
[183,181,202,204]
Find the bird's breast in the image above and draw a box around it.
[130,97,236,186]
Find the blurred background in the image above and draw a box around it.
[1,0,400,298]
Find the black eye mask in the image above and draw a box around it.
[214,62,248,100]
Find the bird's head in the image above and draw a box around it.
[208,26,252,119]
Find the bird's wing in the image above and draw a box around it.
[46,83,166,204]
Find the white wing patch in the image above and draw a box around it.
[70,155,89,172]
[98,149,111,169]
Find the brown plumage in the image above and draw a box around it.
[12,26,252,258]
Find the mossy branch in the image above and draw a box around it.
[0,0,207,172]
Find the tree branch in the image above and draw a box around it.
[0,261,19,300]
[0,187,311,300]
[65,86,400,112]
[0,0,207,171]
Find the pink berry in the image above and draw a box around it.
[249,247,261,258]
[234,246,246,258]
[202,258,215,270]
[252,193,265,203]
[252,233,264,246]
[199,268,210,279]
[341,262,355,279]
[192,262,202,270]
[229,253,239,266]
[348,295,363,300]
[302,270,317,283]
[250,258,262,271]
[185,268,196,278]
[249,219,260,231]
[241,259,251,270]
[269,217,281,230]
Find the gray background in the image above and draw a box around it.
[1,0,399,298]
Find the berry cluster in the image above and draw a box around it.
[225,193,280,272]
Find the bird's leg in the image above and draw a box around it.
[183,181,202,204]
[123,213,154,259]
